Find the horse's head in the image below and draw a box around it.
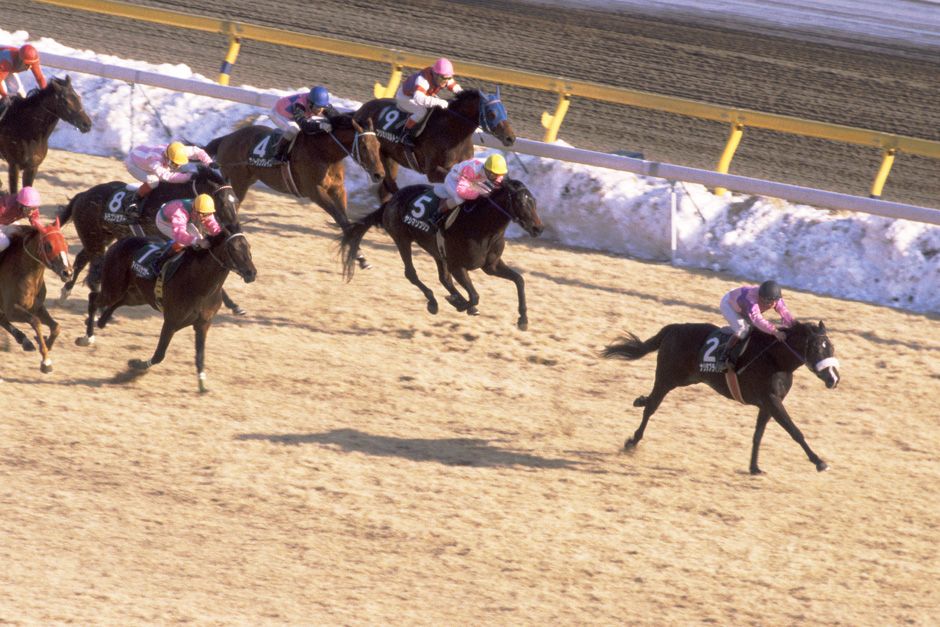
[208,222,256,284]
[491,177,543,237]
[36,218,73,282]
[347,116,386,184]
[789,320,840,389]
[478,88,515,147]
[194,165,240,227]
[47,76,92,133]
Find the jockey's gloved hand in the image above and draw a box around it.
[480,181,495,193]
[209,161,220,169]
[320,121,332,133]
[193,238,210,250]
[0,95,10,109]
[26,88,39,98]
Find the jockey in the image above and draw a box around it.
[430,154,507,231]
[0,186,44,258]
[0,44,47,117]
[395,58,463,147]
[716,280,796,372]
[150,194,221,275]
[124,142,215,216]
[268,86,339,162]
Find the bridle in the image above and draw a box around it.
[328,127,379,174]
[779,328,840,376]
[207,231,250,278]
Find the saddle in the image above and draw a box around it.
[401,188,450,234]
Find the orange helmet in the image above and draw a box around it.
[19,45,39,65]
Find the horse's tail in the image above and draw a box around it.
[57,196,76,226]
[340,206,384,282]
[601,326,670,361]
[203,136,222,157]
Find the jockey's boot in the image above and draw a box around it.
[272,135,291,163]
[150,241,185,277]
[398,124,418,148]
[124,192,142,220]
[716,335,743,372]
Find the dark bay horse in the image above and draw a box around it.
[355,88,516,203]
[0,76,92,193]
[57,165,246,314]
[601,321,841,474]
[76,224,256,393]
[340,178,543,330]
[0,219,72,373]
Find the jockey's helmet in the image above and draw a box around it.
[19,45,39,65]
[432,58,454,78]
[193,194,215,214]
[759,280,782,302]
[17,186,41,208]
[484,154,508,176]
[165,142,189,166]
[307,86,330,108]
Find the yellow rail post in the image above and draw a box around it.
[374,63,404,99]
[217,35,241,85]
[714,122,744,196]
[869,148,897,199]
[540,93,570,143]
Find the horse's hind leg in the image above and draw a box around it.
[626,379,672,450]
[0,314,36,352]
[12,304,53,373]
[434,258,470,312]
[483,258,528,330]
[396,241,438,314]
[449,267,480,316]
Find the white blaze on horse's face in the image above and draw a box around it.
[811,335,840,389]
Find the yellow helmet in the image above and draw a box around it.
[484,154,508,175]
[193,194,215,214]
[165,142,189,165]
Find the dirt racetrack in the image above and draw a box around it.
[2,149,939,626]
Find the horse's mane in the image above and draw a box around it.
[18,76,67,107]
[325,111,357,130]
[449,89,480,108]
[194,163,228,185]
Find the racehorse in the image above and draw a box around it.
[0,76,92,194]
[340,178,543,330]
[75,224,256,393]
[601,320,841,474]
[355,88,516,203]
[57,165,247,315]
[0,219,72,374]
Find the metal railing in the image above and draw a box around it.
[30,0,940,198]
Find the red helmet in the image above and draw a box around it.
[19,44,39,65]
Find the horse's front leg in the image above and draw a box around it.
[36,305,60,350]
[0,313,36,352]
[13,304,53,373]
[129,319,177,372]
[60,247,91,303]
[7,163,21,194]
[22,165,39,189]
[765,395,829,472]
[749,408,773,475]
[378,155,399,204]
[193,316,213,393]
[221,289,247,316]
[483,258,528,330]
[449,267,480,317]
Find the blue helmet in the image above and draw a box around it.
[307,86,330,108]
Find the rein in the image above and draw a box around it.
[483,194,523,227]
[328,129,377,173]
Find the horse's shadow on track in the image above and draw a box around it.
[235,428,583,470]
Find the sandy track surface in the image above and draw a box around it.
[1,149,938,626]
[3,0,940,208]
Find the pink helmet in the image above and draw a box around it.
[431,58,454,77]
[17,186,41,207]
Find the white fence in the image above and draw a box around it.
[42,51,940,227]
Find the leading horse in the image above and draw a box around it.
[76,223,256,393]
[57,165,247,315]
[340,178,543,330]
[0,76,92,193]
[355,88,515,203]
[0,219,72,374]
[601,321,841,474]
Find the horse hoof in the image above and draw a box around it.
[22,341,36,352]
[41,363,53,374]
[467,306,479,316]
[750,467,765,475]
[427,300,438,315]
[129,359,149,371]
[75,335,93,347]
[357,258,373,270]
[445,294,468,311]
[624,439,638,450]
[816,461,830,472]
[633,396,648,407]
[517,318,528,331]
[231,305,248,316]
